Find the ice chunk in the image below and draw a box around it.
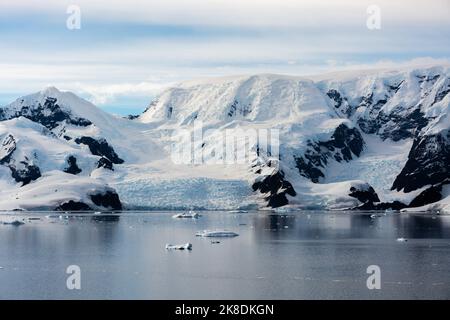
[165,243,192,250]
[196,230,239,237]
[1,218,25,226]
[172,211,200,219]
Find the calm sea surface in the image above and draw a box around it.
[1,211,450,299]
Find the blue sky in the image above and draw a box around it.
[0,0,449,115]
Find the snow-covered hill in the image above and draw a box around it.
[1,65,449,212]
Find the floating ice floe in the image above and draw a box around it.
[397,237,408,242]
[172,211,200,219]
[165,243,192,250]
[1,218,25,226]
[196,230,239,237]
[228,210,248,214]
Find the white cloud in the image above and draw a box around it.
[1,0,449,27]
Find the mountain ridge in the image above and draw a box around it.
[0,65,449,213]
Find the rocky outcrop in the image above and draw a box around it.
[74,136,124,164]
[56,201,92,211]
[63,155,82,175]
[408,181,449,208]
[90,191,122,210]
[358,108,429,141]
[252,171,296,208]
[9,162,41,186]
[0,97,92,130]
[392,130,450,192]
[294,124,364,182]
[349,185,380,204]
[97,157,114,170]
[355,200,407,211]
[0,134,16,164]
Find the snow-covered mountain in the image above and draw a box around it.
[1,66,449,213]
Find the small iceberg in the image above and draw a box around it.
[228,210,248,214]
[172,211,200,219]
[165,243,192,250]
[397,237,408,242]
[1,218,25,226]
[196,230,239,237]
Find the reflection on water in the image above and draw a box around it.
[0,211,450,299]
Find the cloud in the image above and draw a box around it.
[0,0,449,114]
[74,81,174,105]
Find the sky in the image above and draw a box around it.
[0,0,449,115]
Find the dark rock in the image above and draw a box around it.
[355,200,407,211]
[252,171,296,208]
[64,155,82,175]
[57,201,92,211]
[10,162,41,186]
[90,191,122,210]
[358,107,429,141]
[97,157,114,170]
[349,185,380,203]
[392,130,450,192]
[74,136,124,164]
[227,100,251,117]
[0,134,16,164]
[0,97,92,130]
[408,182,448,208]
[295,123,364,182]
[327,90,343,108]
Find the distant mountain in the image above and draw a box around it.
[0,66,449,213]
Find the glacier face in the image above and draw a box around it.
[0,66,449,212]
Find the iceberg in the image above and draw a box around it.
[196,230,239,237]
[172,211,200,219]
[1,218,25,226]
[165,243,193,250]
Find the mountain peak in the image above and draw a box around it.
[40,86,62,97]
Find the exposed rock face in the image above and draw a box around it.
[347,183,408,210]
[57,201,92,211]
[10,162,41,186]
[355,200,407,211]
[0,134,41,185]
[97,157,114,170]
[74,136,124,164]
[0,97,92,130]
[294,123,364,182]
[392,130,450,193]
[252,171,296,208]
[63,155,82,175]
[90,191,122,210]
[0,134,16,164]
[358,108,429,141]
[408,183,445,208]
[349,185,380,204]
